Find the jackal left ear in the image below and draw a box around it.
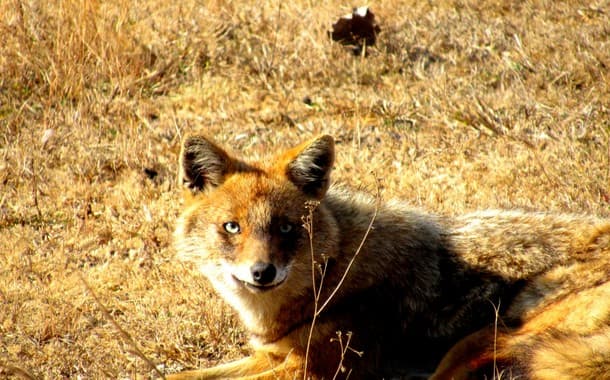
[180,135,233,193]
[286,135,335,198]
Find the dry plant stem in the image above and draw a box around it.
[303,179,380,379]
[267,1,282,77]
[606,136,610,185]
[317,182,380,317]
[0,364,38,380]
[331,332,356,380]
[303,201,324,380]
[31,158,42,219]
[78,273,166,380]
[492,300,501,380]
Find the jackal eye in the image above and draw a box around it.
[279,223,293,234]
[223,221,241,234]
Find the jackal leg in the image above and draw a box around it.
[167,350,304,380]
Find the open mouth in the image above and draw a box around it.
[232,275,286,293]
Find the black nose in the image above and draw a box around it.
[250,262,277,286]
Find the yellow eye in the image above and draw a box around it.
[279,223,293,234]
[223,221,241,234]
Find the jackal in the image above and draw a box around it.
[170,135,610,379]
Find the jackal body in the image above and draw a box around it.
[171,135,610,379]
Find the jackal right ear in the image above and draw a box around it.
[286,135,335,199]
[179,135,233,192]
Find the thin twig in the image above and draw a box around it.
[265,1,282,77]
[303,201,322,379]
[303,176,381,378]
[331,331,360,380]
[31,158,42,219]
[78,273,166,379]
[317,181,380,316]
[490,299,501,380]
[0,364,38,380]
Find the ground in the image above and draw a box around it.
[1,0,609,378]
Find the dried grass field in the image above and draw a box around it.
[1,0,609,378]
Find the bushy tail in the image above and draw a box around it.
[527,327,610,380]
[431,326,610,380]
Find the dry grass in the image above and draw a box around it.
[1,0,609,378]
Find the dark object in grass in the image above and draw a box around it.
[144,167,159,181]
[330,6,380,56]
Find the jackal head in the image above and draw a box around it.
[174,135,339,337]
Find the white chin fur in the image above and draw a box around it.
[199,262,290,334]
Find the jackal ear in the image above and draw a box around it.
[180,135,233,192]
[286,135,335,198]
